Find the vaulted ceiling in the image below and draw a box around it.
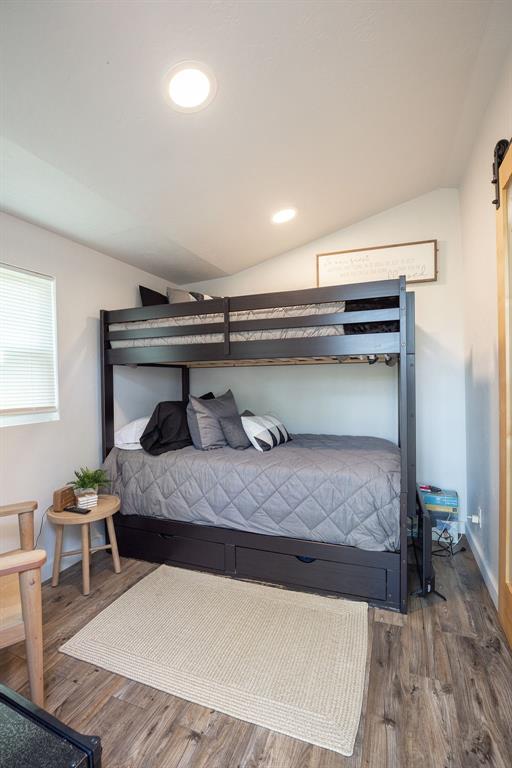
[1,1,511,283]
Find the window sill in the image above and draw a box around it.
[0,411,60,428]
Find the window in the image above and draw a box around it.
[0,263,59,427]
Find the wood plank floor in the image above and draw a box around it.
[1,542,511,768]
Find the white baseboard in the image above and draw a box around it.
[465,527,498,607]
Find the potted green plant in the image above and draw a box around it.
[70,467,110,509]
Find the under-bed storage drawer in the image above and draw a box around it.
[116,525,225,571]
[235,546,388,601]
[115,514,400,608]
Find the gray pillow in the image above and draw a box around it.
[219,415,251,450]
[187,390,239,450]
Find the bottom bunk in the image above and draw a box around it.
[104,435,401,551]
[106,433,405,610]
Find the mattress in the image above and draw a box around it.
[109,301,346,348]
[104,434,401,552]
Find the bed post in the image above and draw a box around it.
[100,310,114,461]
[181,366,190,402]
[398,276,409,613]
[406,293,416,517]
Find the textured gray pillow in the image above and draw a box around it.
[187,390,239,450]
[219,415,251,450]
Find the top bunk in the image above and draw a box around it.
[101,276,414,368]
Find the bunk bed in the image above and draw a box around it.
[100,276,417,612]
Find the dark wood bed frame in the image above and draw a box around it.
[100,276,416,612]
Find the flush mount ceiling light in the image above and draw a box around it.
[166,61,217,112]
[271,208,297,224]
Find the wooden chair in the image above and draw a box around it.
[0,501,47,707]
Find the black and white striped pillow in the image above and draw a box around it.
[241,415,291,452]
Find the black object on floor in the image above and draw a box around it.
[0,684,101,768]
[411,488,447,602]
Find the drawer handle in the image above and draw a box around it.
[158,533,175,541]
[296,556,316,564]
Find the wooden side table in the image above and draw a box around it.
[48,494,121,596]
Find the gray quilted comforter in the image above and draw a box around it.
[104,434,400,552]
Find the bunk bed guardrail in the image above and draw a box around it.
[103,278,403,366]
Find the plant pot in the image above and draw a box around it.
[74,487,98,509]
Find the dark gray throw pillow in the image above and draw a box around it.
[139,285,168,306]
[219,415,251,450]
[187,389,239,450]
[140,401,192,455]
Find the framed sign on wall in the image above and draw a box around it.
[317,239,437,286]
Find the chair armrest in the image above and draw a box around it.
[0,549,47,576]
[0,501,38,518]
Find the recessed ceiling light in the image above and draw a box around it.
[166,61,217,112]
[272,208,297,224]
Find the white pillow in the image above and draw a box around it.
[241,414,291,452]
[114,417,150,450]
[167,287,195,303]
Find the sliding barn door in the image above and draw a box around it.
[497,141,512,648]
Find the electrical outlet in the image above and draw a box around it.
[471,507,483,527]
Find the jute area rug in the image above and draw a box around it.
[60,565,368,756]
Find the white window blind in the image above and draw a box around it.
[0,263,59,423]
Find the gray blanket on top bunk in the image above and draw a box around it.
[104,434,400,552]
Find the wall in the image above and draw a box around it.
[187,188,468,521]
[460,50,512,605]
[0,212,180,581]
